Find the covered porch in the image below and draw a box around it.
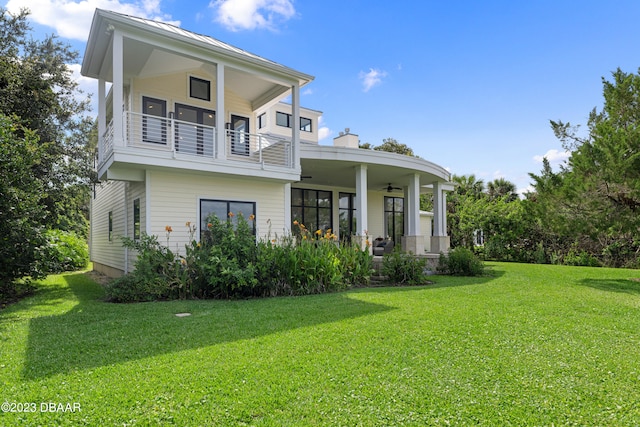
[297,140,453,255]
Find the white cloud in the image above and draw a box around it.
[5,0,179,41]
[317,116,331,141]
[533,149,570,164]
[210,0,295,31]
[302,88,313,96]
[359,68,387,92]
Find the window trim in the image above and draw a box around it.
[199,199,256,241]
[384,196,404,245]
[142,96,167,144]
[291,188,333,233]
[189,76,211,102]
[133,198,140,240]
[108,211,113,242]
[275,111,313,132]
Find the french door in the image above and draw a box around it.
[174,103,215,156]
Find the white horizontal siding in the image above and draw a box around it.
[148,170,287,254]
[90,181,127,271]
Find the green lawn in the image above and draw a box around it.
[1,263,640,426]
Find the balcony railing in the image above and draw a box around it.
[99,111,293,170]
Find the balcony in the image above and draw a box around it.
[98,111,294,178]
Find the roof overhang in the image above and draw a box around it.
[299,145,452,192]
[81,9,314,110]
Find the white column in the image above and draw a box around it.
[283,182,292,234]
[112,29,124,147]
[98,78,106,160]
[355,164,368,237]
[216,63,226,159]
[291,83,300,169]
[433,182,446,236]
[406,173,421,236]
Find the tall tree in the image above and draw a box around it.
[487,177,518,202]
[0,8,93,286]
[0,7,93,236]
[543,68,640,266]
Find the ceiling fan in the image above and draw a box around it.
[384,183,402,192]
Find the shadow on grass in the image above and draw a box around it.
[577,278,640,296]
[358,269,505,294]
[23,272,394,380]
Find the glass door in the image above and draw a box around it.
[175,104,215,156]
[230,115,250,156]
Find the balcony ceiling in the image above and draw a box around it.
[82,9,312,110]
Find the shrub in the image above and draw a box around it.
[381,249,429,285]
[39,229,89,273]
[438,247,485,276]
[106,216,376,302]
[104,273,170,303]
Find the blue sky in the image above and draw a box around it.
[6,0,640,193]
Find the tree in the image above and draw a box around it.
[538,68,640,267]
[0,8,93,237]
[0,114,48,286]
[487,177,518,202]
[360,137,417,157]
[0,8,93,287]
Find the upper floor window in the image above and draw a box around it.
[300,117,312,132]
[276,111,313,132]
[189,76,211,101]
[258,113,266,129]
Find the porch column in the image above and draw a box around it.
[291,83,300,170]
[97,78,106,160]
[402,173,424,254]
[112,29,124,148]
[431,182,450,253]
[355,164,369,251]
[216,63,226,160]
[284,182,292,234]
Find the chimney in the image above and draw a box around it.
[333,128,359,148]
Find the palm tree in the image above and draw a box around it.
[452,174,485,199]
[487,178,518,202]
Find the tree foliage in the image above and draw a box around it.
[360,137,417,157]
[0,8,93,287]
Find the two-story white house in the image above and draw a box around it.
[81,9,452,277]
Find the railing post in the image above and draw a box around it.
[169,112,175,153]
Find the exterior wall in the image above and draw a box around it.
[256,102,320,144]
[367,191,386,239]
[131,72,254,132]
[147,170,288,254]
[90,181,127,274]
[91,180,147,275]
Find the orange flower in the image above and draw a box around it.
[165,225,173,233]
[185,221,191,227]
[207,223,212,229]
[293,220,299,225]
[249,214,255,221]
[228,212,234,217]
[315,229,322,235]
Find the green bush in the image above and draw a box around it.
[564,248,601,267]
[381,249,429,285]
[104,273,170,303]
[438,247,485,276]
[106,215,375,302]
[39,229,89,273]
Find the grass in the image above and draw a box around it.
[1,263,640,426]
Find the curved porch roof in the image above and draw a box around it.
[299,144,451,192]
